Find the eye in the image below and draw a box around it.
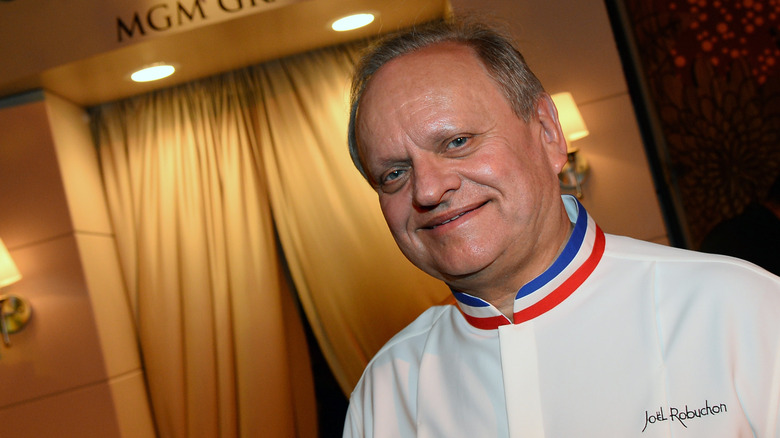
[447,136,469,149]
[382,168,406,185]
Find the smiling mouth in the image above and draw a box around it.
[425,202,487,229]
[438,211,468,227]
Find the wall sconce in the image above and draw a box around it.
[0,237,31,348]
[552,92,590,199]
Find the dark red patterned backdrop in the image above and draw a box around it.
[615,0,780,247]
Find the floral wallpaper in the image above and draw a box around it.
[621,0,780,247]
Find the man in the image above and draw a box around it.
[343,19,780,437]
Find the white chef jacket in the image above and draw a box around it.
[344,196,780,437]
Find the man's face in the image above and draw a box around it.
[355,43,567,291]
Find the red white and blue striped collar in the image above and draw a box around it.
[452,196,606,330]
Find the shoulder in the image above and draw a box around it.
[602,233,780,305]
[349,305,457,395]
[345,304,459,433]
[606,233,776,275]
[364,304,455,368]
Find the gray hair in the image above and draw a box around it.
[347,18,546,180]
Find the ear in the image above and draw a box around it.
[535,93,569,174]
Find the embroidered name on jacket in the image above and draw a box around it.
[642,400,728,432]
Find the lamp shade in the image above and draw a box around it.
[0,238,21,288]
[551,92,589,144]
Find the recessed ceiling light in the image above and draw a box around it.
[130,64,176,82]
[331,13,375,32]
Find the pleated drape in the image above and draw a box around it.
[92,41,449,437]
[251,46,450,393]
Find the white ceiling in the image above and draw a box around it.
[0,0,448,107]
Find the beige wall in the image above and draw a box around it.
[451,0,669,244]
[0,92,155,437]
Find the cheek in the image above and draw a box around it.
[468,136,529,177]
[379,196,409,237]
[467,150,526,189]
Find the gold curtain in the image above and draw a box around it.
[92,42,449,437]
[253,45,449,394]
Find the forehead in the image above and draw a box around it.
[361,42,497,108]
[357,43,510,140]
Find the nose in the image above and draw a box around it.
[411,155,461,209]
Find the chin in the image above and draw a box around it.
[402,243,498,282]
[425,258,494,284]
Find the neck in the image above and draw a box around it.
[448,203,575,320]
[499,219,575,320]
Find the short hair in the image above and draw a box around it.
[347,18,546,180]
